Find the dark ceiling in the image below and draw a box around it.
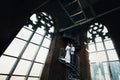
[1,0,120,56]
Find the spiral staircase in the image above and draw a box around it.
[58,48,81,80]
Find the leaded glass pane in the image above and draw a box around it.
[107,50,119,61]
[97,51,107,62]
[110,61,120,80]
[89,53,97,62]
[88,44,96,52]
[24,25,34,31]
[36,26,45,35]
[29,63,44,76]
[10,76,25,80]
[16,28,33,41]
[0,75,7,80]
[49,26,54,33]
[22,43,39,60]
[4,38,26,57]
[90,63,99,80]
[41,19,45,25]
[30,33,43,44]
[35,47,49,63]
[30,13,38,24]
[13,60,31,75]
[0,56,16,74]
[28,77,39,80]
[104,40,114,49]
[96,42,104,51]
[102,63,111,80]
[42,38,51,48]
[46,34,51,39]
[95,36,102,42]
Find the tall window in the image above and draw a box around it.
[87,23,120,80]
[0,12,54,80]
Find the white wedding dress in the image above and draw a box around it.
[65,45,71,63]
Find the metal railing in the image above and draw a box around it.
[58,48,81,80]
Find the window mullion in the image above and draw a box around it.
[0,12,54,79]
[88,23,120,80]
[25,32,47,80]
[6,28,36,80]
[102,39,113,80]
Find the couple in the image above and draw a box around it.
[65,43,75,63]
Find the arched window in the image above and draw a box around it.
[87,22,120,80]
[0,12,54,80]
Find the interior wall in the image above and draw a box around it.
[40,33,66,80]
[77,42,91,80]
[76,30,91,80]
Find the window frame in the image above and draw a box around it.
[0,12,55,80]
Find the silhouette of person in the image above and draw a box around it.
[70,43,75,64]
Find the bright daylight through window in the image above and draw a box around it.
[0,12,54,80]
[87,22,120,80]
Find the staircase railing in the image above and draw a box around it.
[58,48,81,80]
